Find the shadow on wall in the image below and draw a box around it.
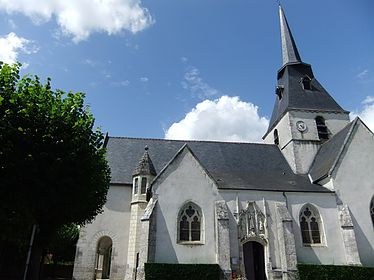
[292,216,321,265]
[350,214,373,267]
[154,205,178,263]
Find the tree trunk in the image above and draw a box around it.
[26,227,43,280]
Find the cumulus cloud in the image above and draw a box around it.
[0,0,154,42]
[182,66,219,99]
[165,95,269,143]
[0,32,37,63]
[351,96,374,131]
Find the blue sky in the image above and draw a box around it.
[0,0,373,142]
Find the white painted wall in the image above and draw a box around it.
[73,185,132,280]
[331,121,374,266]
[264,111,350,174]
[152,148,221,264]
[287,192,347,265]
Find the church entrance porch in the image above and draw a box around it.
[238,201,268,280]
[243,241,266,280]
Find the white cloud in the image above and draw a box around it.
[0,0,154,42]
[356,69,368,79]
[165,95,269,143]
[362,96,374,104]
[182,66,219,99]
[351,96,374,131]
[140,77,148,82]
[0,32,37,64]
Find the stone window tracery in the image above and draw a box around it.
[178,202,202,243]
[299,204,323,245]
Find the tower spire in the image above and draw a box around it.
[279,5,301,65]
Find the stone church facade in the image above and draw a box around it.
[73,6,374,280]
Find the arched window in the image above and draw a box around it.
[178,202,203,243]
[133,178,139,194]
[274,129,279,145]
[95,236,113,279]
[141,177,147,194]
[299,204,323,245]
[315,116,329,140]
[301,76,312,90]
[370,197,374,227]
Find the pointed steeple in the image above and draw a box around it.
[263,5,349,140]
[132,146,157,177]
[279,5,301,65]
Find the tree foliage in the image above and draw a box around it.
[0,62,110,245]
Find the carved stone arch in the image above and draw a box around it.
[238,201,267,244]
[91,230,119,250]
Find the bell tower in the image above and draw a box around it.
[263,6,350,174]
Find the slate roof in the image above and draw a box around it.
[279,5,301,65]
[106,136,331,193]
[264,8,348,137]
[309,119,357,182]
[132,146,157,176]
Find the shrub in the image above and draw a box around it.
[298,264,374,280]
[144,263,221,280]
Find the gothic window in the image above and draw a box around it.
[301,76,312,90]
[134,178,139,194]
[299,204,323,245]
[370,197,374,227]
[274,129,279,145]
[141,177,147,194]
[178,202,203,243]
[315,116,329,140]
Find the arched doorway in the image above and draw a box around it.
[243,241,266,280]
[95,236,113,279]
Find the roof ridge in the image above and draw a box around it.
[108,136,274,146]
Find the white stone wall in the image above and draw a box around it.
[287,192,347,265]
[330,121,374,266]
[264,111,350,174]
[152,148,221,264]
[73,185,132,280]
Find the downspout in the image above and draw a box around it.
[282,192,289,211]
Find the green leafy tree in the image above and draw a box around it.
[0,62,110,278]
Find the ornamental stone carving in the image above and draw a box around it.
[238,201,266,243]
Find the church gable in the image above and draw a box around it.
[150,145,221,264]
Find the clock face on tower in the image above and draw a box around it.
[296,121,307,132]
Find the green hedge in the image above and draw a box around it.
[144,263,221,280]
[298,264,374,280]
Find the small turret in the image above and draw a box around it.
[132,146,156,202]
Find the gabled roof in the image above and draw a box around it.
[106,136,331,193]
[309,118,359,182]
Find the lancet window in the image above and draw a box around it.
[178,202,202,243]
[299,204,323,245]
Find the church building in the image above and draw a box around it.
[73,6,374,280]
